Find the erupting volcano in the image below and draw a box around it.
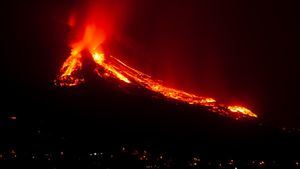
[54,4,257,120]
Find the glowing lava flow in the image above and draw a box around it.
[55,25,257,119]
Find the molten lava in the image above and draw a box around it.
[55,20,257,120]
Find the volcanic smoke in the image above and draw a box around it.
[55,1,257,120]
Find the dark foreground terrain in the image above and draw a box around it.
[1,76,300,169]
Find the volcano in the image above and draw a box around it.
[49,1,258,120]
[53,25,257,120]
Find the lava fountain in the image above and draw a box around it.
[55,3,257,120]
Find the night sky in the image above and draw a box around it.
[5,0,300,127]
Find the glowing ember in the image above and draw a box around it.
[55,20,257,119]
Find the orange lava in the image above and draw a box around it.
[55,23,258,120]
[228,106,257,118]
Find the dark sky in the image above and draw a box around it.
[5,0,300,127]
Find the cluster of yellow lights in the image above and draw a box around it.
[55,23,257,119]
